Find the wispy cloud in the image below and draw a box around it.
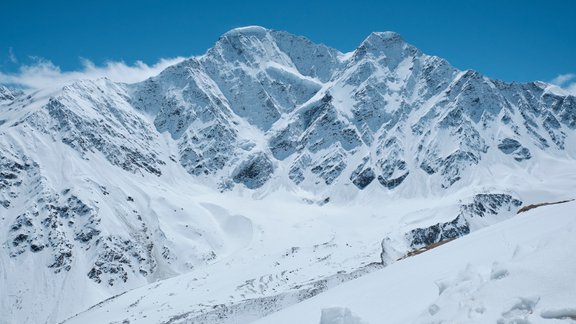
[550,73,576,95]
[0,56,186,91]
[8,47,18,64]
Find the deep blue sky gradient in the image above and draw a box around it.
[1,0,574,82]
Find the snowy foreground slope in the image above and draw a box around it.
[60,195,576,324]
[1,26,576,324]
[255,201,576,324]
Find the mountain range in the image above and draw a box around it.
[1,26,575,324]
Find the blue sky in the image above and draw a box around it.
[1,0,575,86]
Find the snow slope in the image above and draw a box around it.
[255,201,576,324]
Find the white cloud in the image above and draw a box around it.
[550,73,575,86]
[550,73,576,95]
[0,56,186,90]
[8,47,18,64]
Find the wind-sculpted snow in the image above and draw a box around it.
[1,26,576,324]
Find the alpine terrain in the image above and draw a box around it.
[1,26,575,324]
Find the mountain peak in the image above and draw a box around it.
[354,31,420,63]
[368,31,403,42]
[360,31,406,48]
[207,25,281,67]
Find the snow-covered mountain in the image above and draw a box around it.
[1,26,575,324]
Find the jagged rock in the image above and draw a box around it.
[232,153,274,189]
[88,236,156,286]
[350,166,375,189]
[407,215,470,248]
[311,151,347,185]
[387,193,522,264]
[460,193,522,219]
[378,172,409,189]
[498,138,522,154]
[498,138,532,161]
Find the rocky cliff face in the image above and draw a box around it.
[129,27,576,194]
[1,26,575,324]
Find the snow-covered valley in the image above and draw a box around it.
[1,26,575,324]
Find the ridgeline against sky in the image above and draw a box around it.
[0,0,575,84]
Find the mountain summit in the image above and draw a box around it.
[1,27,575,324]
